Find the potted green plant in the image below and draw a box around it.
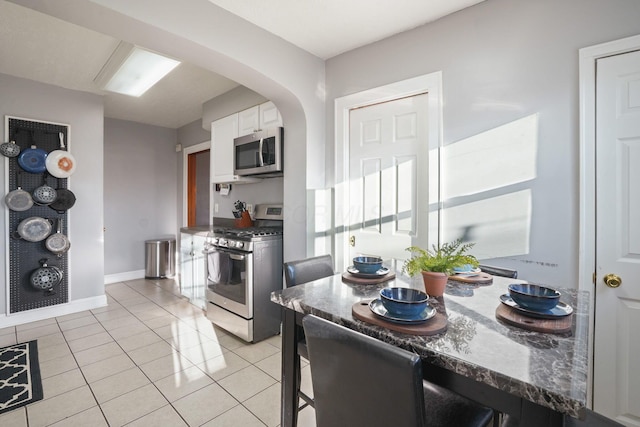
[403,239,479,297]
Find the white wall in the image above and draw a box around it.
[0,72,104,316]
[103,118,177,275]
[324,0,640,287]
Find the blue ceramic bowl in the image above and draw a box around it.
[452,264,474,273]
[353,256,383,274]
[380,287,428,318]
[508,283,560,311]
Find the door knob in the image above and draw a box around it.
[349,236,355,247]
[603,273,622,288]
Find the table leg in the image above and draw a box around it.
[518,399,564,427]
[281,307,301,427]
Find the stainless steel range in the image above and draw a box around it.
[204,204,283,343]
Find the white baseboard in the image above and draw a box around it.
[104,269,145,285]
[0,295,108,328]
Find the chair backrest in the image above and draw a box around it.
[479,264,518,279]
[302,314,426,427]
[283,254,334,287]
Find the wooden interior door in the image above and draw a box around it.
[187,149,210,227]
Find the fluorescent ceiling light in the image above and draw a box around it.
[94,42,180,97]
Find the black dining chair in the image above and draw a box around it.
[282,255,335,414]
[302,314,494,427]
[284,254,335,289]
[479,264,518,279]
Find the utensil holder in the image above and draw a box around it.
[235,211,253,228]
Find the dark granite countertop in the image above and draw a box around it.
[271,263,589,418]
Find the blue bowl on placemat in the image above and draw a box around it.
[353,256,383,274]
[380,287,428,318]
[508,283,560,311]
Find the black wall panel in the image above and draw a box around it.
[7,117,69,313]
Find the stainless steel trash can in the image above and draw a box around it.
[145,238,176,278]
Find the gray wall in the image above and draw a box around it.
[104,118,177,275]
[213,177,284,220]
[0,72,105,314]
[325,0,640,287]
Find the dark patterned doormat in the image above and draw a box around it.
[0,341,43,414]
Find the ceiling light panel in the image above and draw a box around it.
[95,42,180,97]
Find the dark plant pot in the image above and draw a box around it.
[421,271,448,297]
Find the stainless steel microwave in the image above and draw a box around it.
[233,127,283,177]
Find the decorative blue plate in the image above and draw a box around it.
[369,299,436,324]
[17,146,48,174]
[347,265,390,278]
[499,294,573,319]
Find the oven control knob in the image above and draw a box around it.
[236,241,244,249]
[219,239,227,246]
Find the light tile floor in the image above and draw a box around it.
[0,278,317,427]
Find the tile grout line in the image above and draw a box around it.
[16,278,284,427]
[102,280,244,427]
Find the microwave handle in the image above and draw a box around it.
[258,138,264,167]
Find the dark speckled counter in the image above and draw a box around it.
[271,263,588,427]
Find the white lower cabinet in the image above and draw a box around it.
[179,232,207,309]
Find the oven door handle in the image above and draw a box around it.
[229,253,246,261]
[206,246,248,257]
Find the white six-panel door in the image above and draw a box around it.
[594,49,640,426]
[348,94,429,261]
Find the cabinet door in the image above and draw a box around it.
[238,106,259,136]
[192,235,207,310]
[211,114,239,179]
[259,101,283,129]
[179,233,194,299]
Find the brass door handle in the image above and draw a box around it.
[604,273,622,288]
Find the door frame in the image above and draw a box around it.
[578,33,640,406]
[182,141,212,227]
[334,72,443,272]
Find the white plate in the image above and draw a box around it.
[347,265,390,278]
[368,299,436,323]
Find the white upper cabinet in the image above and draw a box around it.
[259,101,283,130]
[238,105,259,136]
[211,113,239,181]
[238,102,283,137]
[211,101,282,184]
